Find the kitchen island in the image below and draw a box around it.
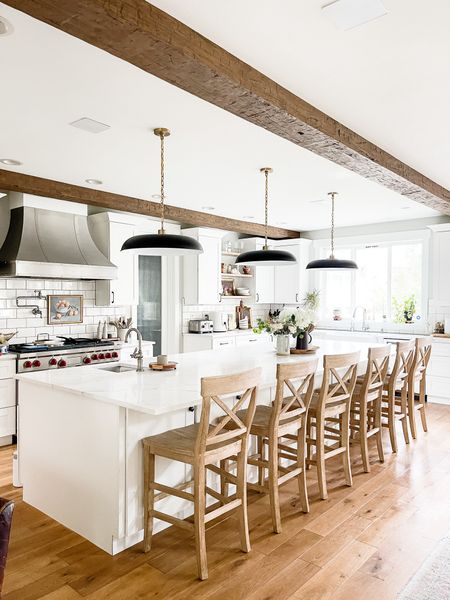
[16,340,384,554]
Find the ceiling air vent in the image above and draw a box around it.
[322,0,387,30]
[69,117,110,134]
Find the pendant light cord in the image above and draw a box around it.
[260,167,272,251]
[328,191,337,259]
[264,169,269,250]
[159,131,165,234]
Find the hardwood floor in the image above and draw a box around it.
[2,402,450,599]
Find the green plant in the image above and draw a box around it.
[301,290,320,311]
[392,294,416,324]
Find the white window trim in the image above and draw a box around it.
[310,229,430,327]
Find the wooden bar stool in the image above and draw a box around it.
[407,336,432,438]
[222,359,317,533]
[381,340,414,452]
[350,345,391,472]
[306,352,359,500]
[142,367,260,580]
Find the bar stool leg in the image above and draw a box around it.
[359,402,370,473]
[374,398,384,463]
[407,385,417,440]
[268,439,282,534]
[257,436,265,489]
[220,459,229,503]
[341,410,353,487]
[419,379,428,432]
[193,462,208,580]
[316,415,328,500]
[400,386,410,445]
[143,449,155,553]
[297,424,309,514]
[236,449,251,552]
[306,415,312,470]
[388,394,398,453]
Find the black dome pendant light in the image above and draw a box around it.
[121,128,203,256]
[306,191,358,270]
[235,167,297,267]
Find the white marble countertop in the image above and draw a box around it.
[15,340,384,416]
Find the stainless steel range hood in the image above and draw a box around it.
[0,206,117,279]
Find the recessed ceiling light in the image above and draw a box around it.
[201,206,215,211]
[70,117,110,134]
[85,178,103,185]
[277,221,288,226]
[308,198,326,204]
[322,0,387,31]
[0,16,13,36]
[0,158,22,166]
[401,206,411,210]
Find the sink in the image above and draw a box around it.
[98,364,136,373]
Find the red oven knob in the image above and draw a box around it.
[105,352,112,359]
[91,354,98,361]
[98,353,105,360]
[58,359,67,368]
[111,351,118,358]
[23,360,32,369]
[49,358,57,366]
[32,360,41,368]
[83,357,91,364]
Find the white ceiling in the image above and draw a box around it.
[152,0,450,191]
[0,3,441,231]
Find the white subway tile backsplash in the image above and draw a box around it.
[0,277,132,342]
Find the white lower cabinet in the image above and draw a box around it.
[184,332,272,353]
[427,339,450,404]
[0,359,16,439]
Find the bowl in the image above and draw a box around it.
[236,287,250,296]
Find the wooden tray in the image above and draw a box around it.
[149,362,177,371]
[432,333,450,338]
[290,345,319,355]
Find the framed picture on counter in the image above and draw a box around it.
[47,294,83,325]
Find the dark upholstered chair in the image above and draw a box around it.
[0,498,14,595]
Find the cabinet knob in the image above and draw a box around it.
[295,293,299,303]
[256,293,260,302]
[188,406,195,412]
[111,291,115,304]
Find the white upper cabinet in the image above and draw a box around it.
[273,239,311,305]
[182,228,223,305]
[429,225,450,304]
[242,238,275,304]
[89,213,138,306]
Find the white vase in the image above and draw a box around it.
[276,334,290,356]
[117,328,128,341]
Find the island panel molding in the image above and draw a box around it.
[0,170,299,239]
[2,0,450,212]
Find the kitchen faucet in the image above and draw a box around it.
[125,328,144,372]
[351,306,369,331]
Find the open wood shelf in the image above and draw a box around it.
[220,295,252,299]
[221,251,240,257]
[221,273,253,279]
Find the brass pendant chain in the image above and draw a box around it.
[328,191,337,259]
[154,127,170,235]
[159,131,165,233]
[261,167,273,250]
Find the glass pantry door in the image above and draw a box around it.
[137,255,162,355]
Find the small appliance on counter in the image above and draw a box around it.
[211,311,228,332]
[188,319,214,334]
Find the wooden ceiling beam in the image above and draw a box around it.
[3,0,450,212]
[0,169,299,239]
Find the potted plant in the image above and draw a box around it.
[253,310,291,355]
[284,308,316,351]
[393,294,416,324]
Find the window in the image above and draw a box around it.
[314,233,427,324]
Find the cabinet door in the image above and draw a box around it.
[274,244,301,304]
[435,232,450,302]
[198,235,221,305]
[109,222,136,306]
[254,242,274,304]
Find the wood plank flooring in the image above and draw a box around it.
[2,402,450,599]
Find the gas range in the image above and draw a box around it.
[10,338,120,373]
